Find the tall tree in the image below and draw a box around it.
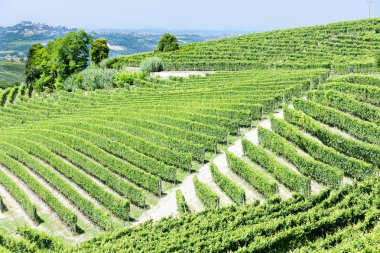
[91,38,109,65]
[25,43,43,84]
[157,33,180,52]
[59,30,93,77]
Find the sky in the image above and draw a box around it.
[0,0,379,31]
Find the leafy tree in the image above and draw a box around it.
[25,43,43,84]
[59,30,93,77]
[157,33,179,52]
[25,30,93,91]
[91,38,109,65]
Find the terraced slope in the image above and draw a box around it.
[0,69,327,242]
[105,18,380,71]
[59,73,380,252]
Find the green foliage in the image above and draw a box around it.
[17,226,64,251]
[0,229,37,253]
[25,43,43,84]
[113,71,144,88]
[242,139,310,195]
[193,176,219,209]
[335,74,380,88]
[258,126,343,187]
[0,154,38,223]
[112,18,380,71]
[63,68,119,91]
[226,151,277,198]
[284,107,380,173]
[91,38,109,65]
[210,162,245,205]
[319,82,380,106]
[25,30,93,91]
[270,117,372,180]
[140,57,163,73]
[293,98,380,145]
[376,52,380,67]
[157,33,180,52]
[308,89,380,125]
[176,190,190,214]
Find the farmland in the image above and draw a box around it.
[0,17,379,253]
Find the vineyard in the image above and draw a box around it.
[0,17,379,253]
[105,18,380,71]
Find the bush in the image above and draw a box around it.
[113,72,142,88]
[140,57,163,73]
[63,68,119,91]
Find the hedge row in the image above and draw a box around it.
[35,128,161,196]
[17,226,64,252]
[293,98,380,145]
[0,230,37,253]
[67,121,193,171]
[176,190,190,214]
[9,137,130,221]
[270,117,372,180]
[0,141,110,230]
[226,152,277,198]
[284,107,379,174]
[193,176,219,209]
[319,82,380,106]
[22,132,147,208]
[242,139,311,195]
[0,158,38,223]
[86,118,205,163]
[0,148,78,230]
[258,127,343,187]
[210,163,246,205]
[307,90,380,125]
[335,74,380,88]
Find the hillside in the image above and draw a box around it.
[0,60,25,84]
[0,18,380,253]
[106,18,380,71]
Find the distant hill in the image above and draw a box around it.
[0,21,244,61]
[109,18,380,71]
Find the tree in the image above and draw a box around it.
[58,30,93,77]
[157,33,180,52]
[25,43,43,84]
[91,38,109,65]
[25,30,93,91]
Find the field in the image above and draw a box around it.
[0,60,25,84]
[107,18,380,71]
[0,18,379,253]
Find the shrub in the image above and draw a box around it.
[113,72,141,88]
[63,68,119,91]
[140,57,163,73]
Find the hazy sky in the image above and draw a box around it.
[0,0,379,31]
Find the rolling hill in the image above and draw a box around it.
[0,18,379,253]
[106,18,380,71]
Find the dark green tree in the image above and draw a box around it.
[157,33,180,52]
[91,38,109,65]
[58,30,93,77]
[25,43,43,84]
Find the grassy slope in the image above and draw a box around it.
[0,60,25,84]
[105,18,380,71]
